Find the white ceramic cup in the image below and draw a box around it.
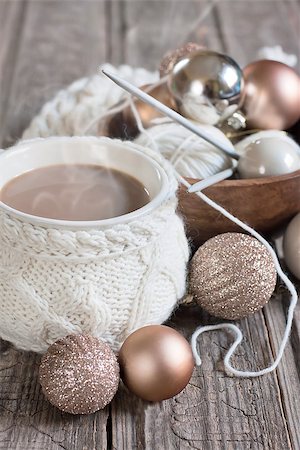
[0,136,169,227]
[0,136,188,353]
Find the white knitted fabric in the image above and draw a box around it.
[23,64,159,140]
[0,137,189,352]
[23,64,236,183]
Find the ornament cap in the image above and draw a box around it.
[226,110,247,130]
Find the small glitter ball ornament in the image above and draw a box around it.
[159,42,204,77]
[189,233,277,320]
[168,50,244,125]
[39,334,120,414]
[119,325,194,402]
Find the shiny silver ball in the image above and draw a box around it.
[168,50,244,125]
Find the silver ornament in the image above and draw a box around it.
[168,50,244,125]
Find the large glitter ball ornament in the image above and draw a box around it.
[168,50,244,125]
[189,233,277,320]
[159,42,205,77]
[106,82,176,140]
[283,213,300,280]
[242,60,300,130]
[119,325,194,402]
[39,334,120,414]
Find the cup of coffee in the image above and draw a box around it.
[0,136,189,352]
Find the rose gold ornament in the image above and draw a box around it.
[105,82,176,140]
[189,233,277,320]
[39,334,120,414]
[242,60,300,130]
[159,42,205,77]
[118,325,194,402]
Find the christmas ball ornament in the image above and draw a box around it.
[283,213,300,280]
[39,334,120,414]
[189,233,277,320]
[118,325,194,402]
[106,82,176,139]
[242,60,300,130]
[168,50,244,125]
[159,42,204,77]
[236,133,300,179]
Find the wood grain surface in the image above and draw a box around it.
[0,1,299,449]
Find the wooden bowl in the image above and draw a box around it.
[178,169,300,247]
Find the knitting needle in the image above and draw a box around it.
[187,168,236,193]
[102,69,240,160]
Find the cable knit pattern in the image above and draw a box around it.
[0,137,189,352]
[0,200,177,258]
[22,64,159,140]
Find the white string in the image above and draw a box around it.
[125,81,298,378]
[179,175,298,377]
[82,73,168,136]
[81,99,131,136]
[190,323,243,367]
[128,97,160,154]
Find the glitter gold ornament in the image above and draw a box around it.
[242,60,300,130]
[189,233,277,320]
[283,213,300,280]
[159,42,205,77]
[39,334,120,414]
[119,325,194,402]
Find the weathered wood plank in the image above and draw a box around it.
[0,0,27,146]
[0,1,299,449]
[110,1,298,449]
[263,286,300,450]
[215,0,300,71]
[121,0,222,70]
[216,2,300,448]
[0,2,109,448]
[2,0,107,148]
[112,307,292,450]
[106,0,126,66]
[0,342,109,450]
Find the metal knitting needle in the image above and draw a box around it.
[187,167,236,193]
[102,69,240,160]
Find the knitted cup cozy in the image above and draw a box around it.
[0,137,189,352]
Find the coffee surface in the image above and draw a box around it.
[0,164,150,221]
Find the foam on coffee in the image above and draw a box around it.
[0,164,150,221]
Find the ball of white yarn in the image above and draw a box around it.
[135,120,234,179]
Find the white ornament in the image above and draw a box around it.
[256,45,297,67]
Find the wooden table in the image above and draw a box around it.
[0,1,299,449]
